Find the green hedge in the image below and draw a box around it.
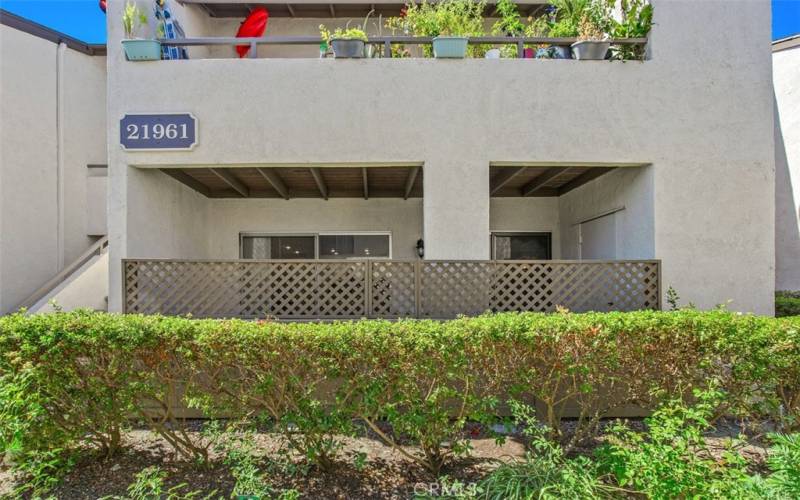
[777,291,800,318]
[0,310,798,475]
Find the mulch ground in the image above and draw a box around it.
[0,419,769,499]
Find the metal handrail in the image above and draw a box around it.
[157,35,648,59]
[15,236,109,311]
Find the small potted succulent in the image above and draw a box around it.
[320,11,373,59]
[121,1,161,61]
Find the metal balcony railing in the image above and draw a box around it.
[156,35,648,59]
[123,258,661,319]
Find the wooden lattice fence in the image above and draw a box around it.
[123,259,661,319]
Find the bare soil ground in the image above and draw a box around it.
[0,419,769,499]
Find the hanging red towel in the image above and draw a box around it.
[236,7,269,58]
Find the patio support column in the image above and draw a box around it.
[422,157,490,259]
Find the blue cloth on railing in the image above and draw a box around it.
[155,0,188,60]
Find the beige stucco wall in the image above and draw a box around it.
[0,25,107,314]
[206,196,424,259]
[490,197,561,258]
[107,0,776,314]
[774,44,800,292]
[558,166,654,260]
[126,169,210,260]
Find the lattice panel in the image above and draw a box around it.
[492,262,558,311]
[317,262,367,318]
[501,261,660,313]
[125,261,244,318]
[239,262,317,318]
[124,260,660,319]
[419,262,494,318]
[370,261,416,317]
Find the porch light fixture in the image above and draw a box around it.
[416,239,424,258]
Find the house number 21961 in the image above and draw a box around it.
[120,113,197,151]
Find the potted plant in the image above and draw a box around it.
[388,0,485,59]
[570,1,612,60]
[608,0,653,60]
[545,0,593,59]
[320,11,373,59]
[121,1,161,61]
[491,0,523,58]
[571,15,609,59]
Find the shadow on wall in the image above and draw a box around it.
[775,96,800,291]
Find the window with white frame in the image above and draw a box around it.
[240,233,391,260]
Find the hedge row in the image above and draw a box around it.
[0,310,798,475]
[777,291,800,318]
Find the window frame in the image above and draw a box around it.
[239,231,392,260]
[490,231,553,261]
[317,231,393,260]
[238,232,318,260]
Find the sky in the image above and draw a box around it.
[0,0,798,45]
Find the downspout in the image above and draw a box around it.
[56,42,66,269]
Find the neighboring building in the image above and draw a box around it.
[774,34,800,293]
[0,11,108,314]
[106,0,776,318]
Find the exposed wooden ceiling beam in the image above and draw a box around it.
[286,3,296,17]
[558,167,615,196]
[490,167,526,195]
[210,168,249,197]
[329,4,336,17]
[161,169,211,197]
[256,168,290,200]
[521,167,568,197]
[362,167,369,200]
[404,166,420,200]
[309,167,329,199]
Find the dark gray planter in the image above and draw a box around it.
[331,39,365,58]
[552,46,572,59]
[571,40,611,60]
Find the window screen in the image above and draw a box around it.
[492,233,551,260]
[319,234,390,259]
[241,236,315,259]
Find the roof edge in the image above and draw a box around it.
[773,33,800,53]
[0,9,106,56]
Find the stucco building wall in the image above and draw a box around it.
[774,44,800,292]
[0,24,107,314]
[558,166,654,261]
[107,0,776,314]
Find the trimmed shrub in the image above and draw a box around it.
[1,309,798,478]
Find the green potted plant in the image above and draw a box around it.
[608,0,653,60]
[320,11,373,58]
[570,1,612,60]
[388,0,485,59]
[546,0,592,59]
[121,1,161,61]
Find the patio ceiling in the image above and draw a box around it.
[181,0,549,18]
[161,165,423,199]
[489,165,622,197]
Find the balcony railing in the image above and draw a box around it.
[123,259,661,319]
[157,36,648,59]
